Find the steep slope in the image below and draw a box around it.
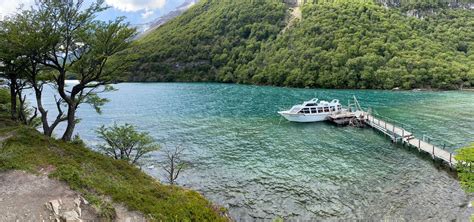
[0,121,228,221]
[116,0,474,89]
[116,0,287,82]
[120,0,286,81]
[242,1,474,89]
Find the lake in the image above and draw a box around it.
[31,82,474,220]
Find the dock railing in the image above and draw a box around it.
[365,109,457,167]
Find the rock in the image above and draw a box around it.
[392,87,400,91]
[74,198,81,207]
[61,211,82,222]
[75,206,82,217]
[80,197,89,205]
[49,200,61,215]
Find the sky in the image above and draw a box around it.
[0,0,188,25]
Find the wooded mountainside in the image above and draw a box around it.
[115,0,474,89]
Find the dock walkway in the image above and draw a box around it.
[363,113,456,167]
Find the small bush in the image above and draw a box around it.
[456,143,474,193]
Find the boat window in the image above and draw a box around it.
[317,107,323,113]
[301,108,310,114]
[330,106,335,111]
[337,105,341,110]
[306,103,316,107]
[324,107,329,112]
[310,108,317,113]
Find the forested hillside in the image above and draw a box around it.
[117,0,287,82]
[116,0,474,89]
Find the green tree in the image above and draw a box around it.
[32,0,136,141]
[1,8,66,134]
[96,123,160,165]
[0,23,25,121]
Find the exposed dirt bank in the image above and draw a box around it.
[0,170,145,221]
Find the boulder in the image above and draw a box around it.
[74,198,81,207]
[49,200,61,215]
[61,210,82,222]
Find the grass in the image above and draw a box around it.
[0,119,228,221]
[456,142,474,193]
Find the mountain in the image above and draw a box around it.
[375,0,474,9]
[142,0,198,35]
[115,0,474,89]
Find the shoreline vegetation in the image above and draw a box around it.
[0,102,228,221]
[105,79,474,92]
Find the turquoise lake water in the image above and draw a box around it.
[34,83,474,220]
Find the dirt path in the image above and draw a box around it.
[0,170,145,222]
[281,6,302,33]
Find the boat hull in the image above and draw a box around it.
[278,112,329,122]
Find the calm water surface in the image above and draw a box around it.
[34,83,474,220]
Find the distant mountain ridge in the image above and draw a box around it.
[285,0,474,8]
[142,0,198,34]
[375,0,474,9]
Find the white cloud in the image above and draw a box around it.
[141,9,154,19]
[0,0,35,19]
[105,0,166,12]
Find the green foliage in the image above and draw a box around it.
[118,0,474,89]
[0,124,227,221]
[455,143,474,193]
[0,0,138,140]
[96,123,160,165]
[84,193,117,220]
[116,0,287,82]
[0,89,11,115]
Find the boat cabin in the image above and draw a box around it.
[293,98,342,114]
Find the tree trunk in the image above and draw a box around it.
[34,87,53,136]
[9,77,17,121]
[17,90,27,124]
[61,103,76,141]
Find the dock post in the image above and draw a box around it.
[418,140,421,152]
[443,144,445,150]
[432,145,435,159]
[450,153,452,166]
[385,122,387,129]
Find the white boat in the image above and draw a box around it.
[278,98,343,122]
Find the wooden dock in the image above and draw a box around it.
[363,113,456,167]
